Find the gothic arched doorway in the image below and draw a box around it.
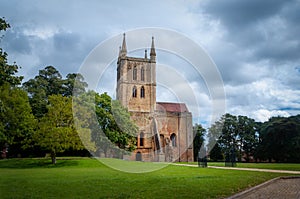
[136,152,142,161]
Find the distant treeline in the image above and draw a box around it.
[194,114,300,163]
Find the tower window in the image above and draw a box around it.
[139,132,144,147]
[133,66,137,80]
[132,86,137,98]
[140,86,145,98]
[141,67,145,81]
[170,133,177,147]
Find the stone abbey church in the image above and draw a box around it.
[117,34,193,162]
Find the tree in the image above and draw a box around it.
[207,113,258,162]
[257,115,300,163]
[94,92,138,156]
[73,91,138,157]
[0,17,23,87]
[217,114,239,158]
[31,95,84,164]
[0,83,36,157]
[0,17,10,32]
[74,91,138,157]
[62,73,88,97]
[237,115,258,162]
[207,119,224,161]
[23,66,88,118]
[209,143,224,161]
[23,66,63,117]
[193,124,206,161]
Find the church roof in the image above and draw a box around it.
[156,102,189,113]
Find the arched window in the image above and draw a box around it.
[170,133,177,147]
[139,132,144,147]
[132,86,137,98]
[133,66,137,80]
[141,67,145,81]
[140,86,145,98]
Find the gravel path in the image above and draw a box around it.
[228,176,300,199]
[171,163,300,174]
[208,166,300,174]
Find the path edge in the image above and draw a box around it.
[227,176,300,199]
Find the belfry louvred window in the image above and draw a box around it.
[141,67,145,81]
[133,66,137,80]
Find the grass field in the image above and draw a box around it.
[0,158,298,198]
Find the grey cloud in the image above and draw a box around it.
[53,32,81,51]
[2,27,32,54]
[202,0,290,28]
[201,0,300,64]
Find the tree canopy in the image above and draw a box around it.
[207,113,258,162]
[0,83,36,157]
[0,18,23,87]
[23,66,88,118]
[256,115,300,162]
[31,95,84,164]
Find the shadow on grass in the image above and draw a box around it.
[194,176,219,179]
[0,158,79,169]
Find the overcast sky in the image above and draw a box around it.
[1,0,300,126]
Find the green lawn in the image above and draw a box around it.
[0,158,297,199]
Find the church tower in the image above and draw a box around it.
[116,34,156,113]
[116,33,193,162]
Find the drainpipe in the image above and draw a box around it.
[178,113,180,162]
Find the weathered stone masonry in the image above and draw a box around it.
[116,34,193,162]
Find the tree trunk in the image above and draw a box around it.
[51,151,56,164]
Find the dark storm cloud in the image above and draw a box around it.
[202,0,290,28]
[40,31,93,76]
[2,27,32,54]
[202,0,300,63]
[53,32,81,51]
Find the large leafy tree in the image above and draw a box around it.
[237,115,258,162]
[31,95,84,164]
[0,83,36,157]
[257,115,300,162]
[193,123,206,161]
[23,66,63,117]
[0,18,35,158]
[23,66,87,117]
[62,73,88,97]
[218,114,239,157]
[0,17,23,87]
[207,119,224,161]
[208,113,258,162]
[94,92,137,156]
[74,91,137,157]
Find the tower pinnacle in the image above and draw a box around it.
[120,33,127,57]
[150,36,156,61]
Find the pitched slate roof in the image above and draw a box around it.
[156,102,189,113]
